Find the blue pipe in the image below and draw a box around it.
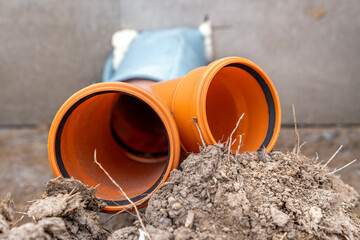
[102,27,207,83]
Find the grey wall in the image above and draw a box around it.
[1,0,360,125]
[0,0,121,125]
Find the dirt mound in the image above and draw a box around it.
[111,144,360,240]
[1,145,359,239]
[0,178,108,240]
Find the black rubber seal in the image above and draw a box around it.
[226,63,276,150]
[110,125,168,158]
[54,91,170,206]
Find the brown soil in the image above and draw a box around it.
[0,178,108,240]
[112,144,360,240]
[1,129,360,239]
[1,127,360,224]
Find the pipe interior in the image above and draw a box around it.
[59,92,169,202]
[205,66,269,152]
[111,94,169,158]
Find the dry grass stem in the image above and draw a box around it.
[106,197,150,223]
[228,113,245,161]
[343,234,350,240]
[15,211,27,215]
[12,215,24,227]
[193,117,206,148]
[322,145,343,169]
[298,141,307,151]
[93,149,152,240]
[292,104,300,154]
[280,232,287,240]
[107,205,144,222]
[106,209,126,223]
[230,138,237,148]
[328,159,357,175]
[101,190,149,222]
[237,134,243,153]
[224,137,230,148]
[314,152,319,162]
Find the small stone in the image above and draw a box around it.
[309,206,322,224]
[270,207,289,227]
[287,231,295,239]
[171,202,182,211]
[223,227,230,232]
[184,210,195,228]
[146,225,173,240]
[167,196,176,205]
[250,161,257,169]
[220,171,227,178]
[242,160,248,165]
[179,189,188,198]
[159,217,172,226]
[212,177,217,184]
[233,182,241,191]
[227,192,249,209]
[251,212,259,219]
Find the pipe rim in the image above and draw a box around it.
[48,82,180,213]
[195,57,281,152]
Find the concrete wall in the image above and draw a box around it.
[0,0,121,125]
[1,0,360,125]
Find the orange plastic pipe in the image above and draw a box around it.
[48,82,180,213]
[48,57,281,213]
[150,56,281,153]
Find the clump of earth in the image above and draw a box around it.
[113,144,360,240]
[1,144,359,239]
[0,178,108,240]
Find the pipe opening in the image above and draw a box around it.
[55,91,170,204]
[205,65,272,152]
[110,94,169,160]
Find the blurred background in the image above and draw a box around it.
[0,0,359,228]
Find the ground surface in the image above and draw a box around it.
[110,144,360,239]
[1,143,359,239]
[0,126,359,229]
